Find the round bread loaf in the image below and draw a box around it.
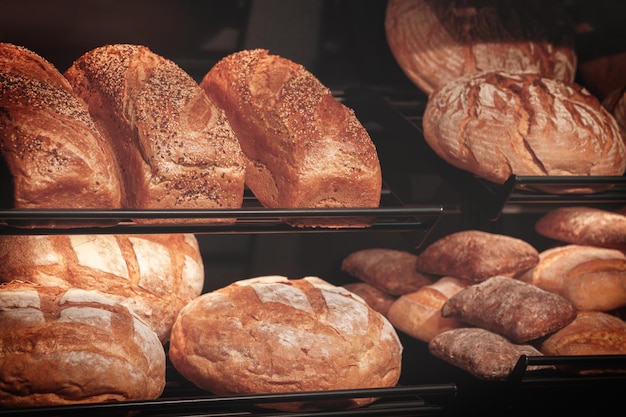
[422,71,626,193]
[169,276,403,412]
[0,233,204,343]
[0,43,122,215]
[0,281,166,407]
[64,44,246,224]
[385,0,577,95]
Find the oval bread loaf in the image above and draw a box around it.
[0,281,166,407]
[169,276,402,412]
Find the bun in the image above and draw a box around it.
[414,230,539,282]
[169,276,402,412]
[535,206,626,251]
[0,234,204,342]
[0,281,165,407]
[64,44,245,224]
[441,276,576,343]
[385,0,576,95]
[387,276,469,343]
[422,71,626,193]
[517,244,626,311]
[200,49,382,228]
[0,43,122,216]
[341,248,433,295]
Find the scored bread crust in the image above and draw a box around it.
[200,49,382,227]
[422,71,626,193]
[0,281,165,407]
[0,43,123,211]
[64,44,245,223]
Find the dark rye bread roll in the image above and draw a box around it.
[414,230,539,282]
[441,276,577,343]
[200,49,382,228]
[422,71,626,194]
[65,44,245,224]
[0,233,204,343]
[0,43,122,218]
[385,0,577,95]
[0,281,165,407]
[169,276,402,412]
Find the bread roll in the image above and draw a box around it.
[429,327,546,380]
[0,43,122,218]
[385,0,577,95]
[64,44,245,224]
[199,49,382,228]
[422,71,626,193]
[441,276,577,343]
[414,230,539,282]
[341,248,433,295]
[0,281,165,407]
[517,244,626,311]
[0,233,204,343]
[169,276,402,412]
[343,282,396,316]
[535,206,626,251]
[387,276,469,343]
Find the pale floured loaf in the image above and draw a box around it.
[0,281,165,407]
[169,276,402,412]
[385,0,577,95]
[0,233,204,343]
[422,71,626,193]
[64,44,245,224]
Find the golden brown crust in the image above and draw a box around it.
[169,276,402,412]
[343,282,397,317]
[64,44,245,224]
[0,43,123,213]
[341,248,433,295]
[414,230,539,282]
[0,281,165,407]
[385,0,577,95]
[200,49,382,227]
[422,71,626,193]
[0,234,204,343]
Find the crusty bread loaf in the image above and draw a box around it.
[387,276,469,343]
[441,276,577,343]
[535,206,626,251]
[421,71,626,193]
[0,281,165,407]
[603,84,626,132]
[517,244,626,311]
[341,248,433,295]
[64,44,245,224]
[343,282,397,317]
[385,0,577,95]
[199,49,382,228]
[169,276,402,412]
[0,43,122,216]
[429,327,547,380]
[414,230,539,282]
[0,233,204,342]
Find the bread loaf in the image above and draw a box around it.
[429,327,546,380]
[387,276,469,343]
[517,244,626,311]
[0,43,122,218]
[385,0,577,95]
[441,276,577,343]
[535,206,626,251]
[414,230,539,282]
[64,44,245,224]
[603,84,626,131]
[343,282,396,316]
[169,276,402,412]
[199,49,382,228]
[421,71,626,193]
[341,248,433,295]
[0,281,166,407]
[0,233,204,342]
